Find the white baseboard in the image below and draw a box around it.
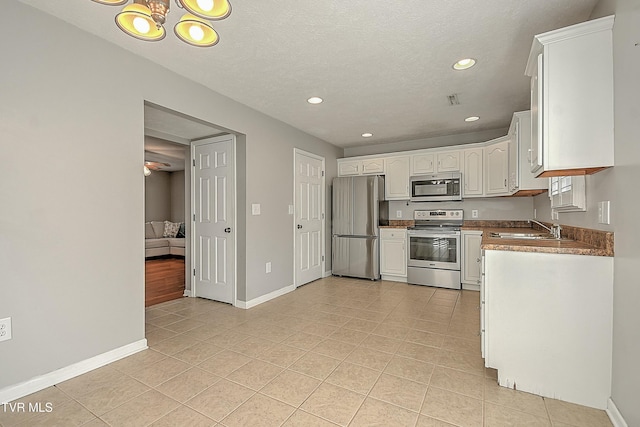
[323,270,332,278]
[607,397,628,427]
[183,289,193,297]
[236,284,296,309]
[0,339,147,404]
[462,283,480,292]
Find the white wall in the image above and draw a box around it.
[609,3,640,425]
[144,171,171,222]
[0,2,341,390]
[170,170,185,223]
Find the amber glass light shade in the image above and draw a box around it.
[178,0,231,20]
[174,14,219,47]
[115,3,166,41]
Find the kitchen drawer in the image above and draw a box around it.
[380,228,407,239]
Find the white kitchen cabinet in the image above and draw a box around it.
[462,148,484,197]
[411,153,435,175]
[526,16,614,177]
[484,138,510,196]
[384,156,410,200]
[361,158,385,174]
[338,160,361,176]
[461,231,482,289]
[380,228,407,281]
[549,175,586,212]
[338,158,384,176]
[436,150,461,172]
[508,111,547,195]
[483,249,613,409]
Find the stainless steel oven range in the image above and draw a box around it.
[407,209,463,289]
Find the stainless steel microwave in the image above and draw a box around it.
[410,173,462,202]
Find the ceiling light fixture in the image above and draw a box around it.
[93,0,231,47]
[307,97,323,104]
[453,58,477,70]
[465,116,480,122]
[362,133,373,138]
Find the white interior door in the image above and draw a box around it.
[294,149,324,286]
[192,135,235,304]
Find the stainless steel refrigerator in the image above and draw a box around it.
[332,175,387,280]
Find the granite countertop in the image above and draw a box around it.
[380,220,614,257]
[465,221,614,257]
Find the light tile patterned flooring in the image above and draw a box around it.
[1,277,613,426]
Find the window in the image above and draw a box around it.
[549,176,586,212]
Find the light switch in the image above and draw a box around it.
[288,205,294,215]
[252,204,261,215]
[598,201,610,224]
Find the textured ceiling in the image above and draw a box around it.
[20,0,598,148]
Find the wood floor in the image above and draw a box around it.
[145,257,185,307]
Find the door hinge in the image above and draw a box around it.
[193,269,196,276]
[322,255,325,261]
[193,159,196,167]
[193,213,196,221]
[322,170,325,177]
[322,213,325,219]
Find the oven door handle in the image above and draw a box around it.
[408,231,460,237]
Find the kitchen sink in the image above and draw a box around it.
[489,232,561,240]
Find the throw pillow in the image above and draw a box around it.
[145,222,155,239]
[176,222,186,238]
[150,221,165,239]
[163,221,180,238]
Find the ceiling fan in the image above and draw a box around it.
[144,161,170,176]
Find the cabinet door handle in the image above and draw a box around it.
[476,258,481,262]
[504,179,507,187]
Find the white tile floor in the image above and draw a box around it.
[0,277,613,426]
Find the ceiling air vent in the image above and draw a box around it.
[447,94,460,106]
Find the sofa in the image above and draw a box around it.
[145,221,185,258]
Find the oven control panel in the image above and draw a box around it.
[414,209,463,220]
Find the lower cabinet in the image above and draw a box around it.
[461,230,483,289]
[483,249,613,409]
[380,228,407,281]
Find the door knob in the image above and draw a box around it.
[224,227,231,233]
[297,224,302,229]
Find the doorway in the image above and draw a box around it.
[143,103,236,306]
[293,149,325,287]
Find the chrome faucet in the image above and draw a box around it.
[529,220,562,239]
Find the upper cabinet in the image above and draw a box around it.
[463,148,484,197]
[411,153,435,175]
[508,111,547,196]
[525,16,614,177]
[384,156,410,200]
[484,137,510,196]
[436,150,461,172]
[337,158,384,176]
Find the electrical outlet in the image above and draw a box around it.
[534,208,537,219]
[0,317,12,342]
[598,201,610,224]
[288,205,294,215]
[396,210,402,219]
[266,262,271,273]
[471,209,479,219]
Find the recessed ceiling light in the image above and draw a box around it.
[307,97,323,104]
[453,58,477,70]
[362,133,373,138]
[465,116,480,122]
